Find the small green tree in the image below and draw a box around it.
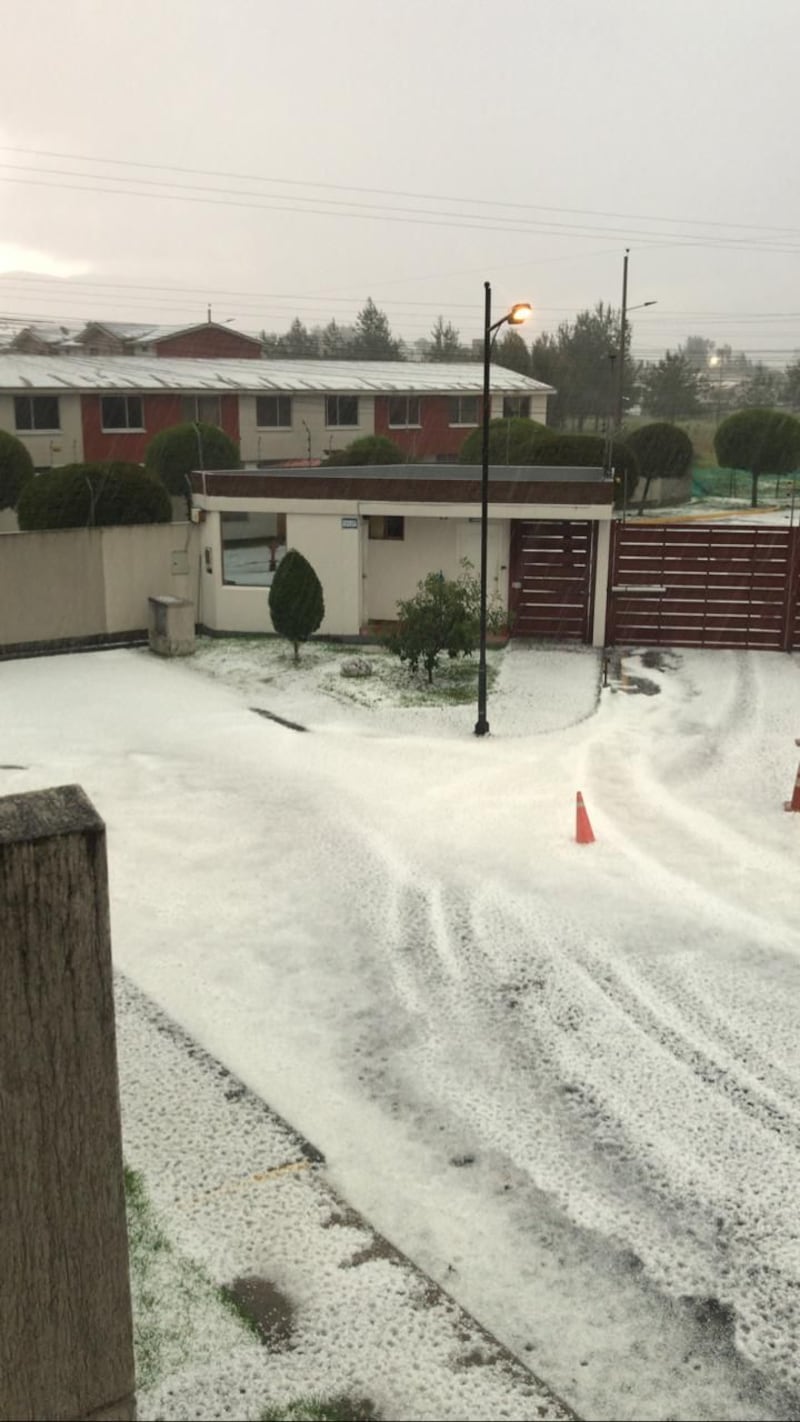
[17,462,171,530]
[144,421,240,496]
[351,298,402,360]
[387,565,486,684]
[268,549,324,661]
[458,417,549,465]
[0,430,34,510]
[322,435,405,467]
[640,351,702,420]
[714,408,800,507]
[625,422,693,510]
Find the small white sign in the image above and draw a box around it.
[341,516,359,529]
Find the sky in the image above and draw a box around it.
[2,0,799,366]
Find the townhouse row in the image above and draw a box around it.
[0,354,553,469]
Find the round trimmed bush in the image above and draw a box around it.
[458,417,549,465]
[625,422,693,481]
[145,421,240,495]
[714,408,800,506]
[324,435,405,467]
[0,430,35,510]
[521,432,640,509]
[17,462,172,530]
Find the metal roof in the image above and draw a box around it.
[0,354,555,396]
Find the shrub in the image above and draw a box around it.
[144,421,240,495]
[458,417,549,465]
[521,432,640,509]
[268,549,325,660]
[386,562,503,684]
[17,462,172,530]
[626,422,694,509]
[714,408,800,507]
[323,434,404,467]
[0,430,34,510]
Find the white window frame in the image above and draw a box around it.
[325,395,359,428]
[14,395,61,433]
[448,396,480,427]
[387,396,421,428]
[100,395,145,432]
[256,395,293,429]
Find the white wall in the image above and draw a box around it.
[364,516,507,622]
[238,393,375,464]
[0,523,199,649]
[0,393,84,468]
[200,508,362,636]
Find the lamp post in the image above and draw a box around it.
[475,282,532,737]
[615,247,656,431]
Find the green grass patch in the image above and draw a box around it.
[260,1397,378,1422]
[124,1164,255,1392]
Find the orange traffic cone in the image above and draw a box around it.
[576,791,595,844]
[785,750,800,812]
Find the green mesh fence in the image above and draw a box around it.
[691,464,800,504]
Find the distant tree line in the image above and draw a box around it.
[260,298,800,429]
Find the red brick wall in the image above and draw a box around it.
[81,392,240,463]
[374,395,476,459]
[154,327,262,359]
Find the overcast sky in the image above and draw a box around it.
[2,0,798,364]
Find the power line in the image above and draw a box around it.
[3,167,800,256]
[3,142,800,239]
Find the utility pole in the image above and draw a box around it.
[615,248,629,431]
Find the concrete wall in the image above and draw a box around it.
[0,391,84,468]
[200,507,361,636]
[630,472,693,508]
[364,516,507,622]
[0,523,199,650]
[238,393,375,465]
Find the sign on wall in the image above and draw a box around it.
[340,516,359,529]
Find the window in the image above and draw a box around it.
[368,515,404,541]
[101,395,144,431]
[14,395,60,431]
[221,511,287,586]
[449,396,479,426]
[325,395,359,427]
[181,395,221,425]
[387,396,420,427]
[502,396,531,419]
[256,395,292,428]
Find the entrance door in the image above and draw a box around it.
[509,520,595,640]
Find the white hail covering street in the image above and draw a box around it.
[2,641,799,1421]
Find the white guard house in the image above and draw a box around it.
[190,464,615,646]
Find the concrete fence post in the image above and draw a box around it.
[0,786,135,1422]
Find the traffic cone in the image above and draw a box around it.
[576,791,595,844]
[785,755,800,812]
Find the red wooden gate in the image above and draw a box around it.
[607,522,800,650]
[509,520,595,640]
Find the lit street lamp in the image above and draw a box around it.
[475,282,532,737]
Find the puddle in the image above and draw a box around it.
[223,1274,295,1350]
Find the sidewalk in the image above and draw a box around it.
[115,974,577,1422]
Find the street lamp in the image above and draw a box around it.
[475,282,532,737]
[615,248,656,430]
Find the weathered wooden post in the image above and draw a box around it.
[0,786,135,1422]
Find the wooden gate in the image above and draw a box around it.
[509,520,595,640]
[607,522,800,650]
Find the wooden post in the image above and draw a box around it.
[0,786,135,1422]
